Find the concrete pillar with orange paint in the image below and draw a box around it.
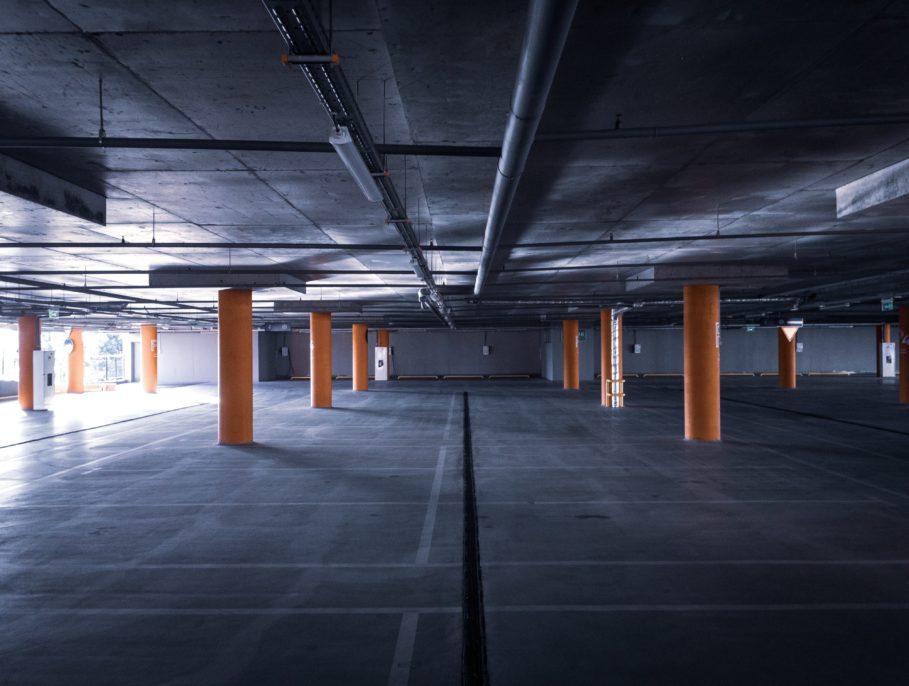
[218,289,253,445]
[311,312,332,408]
[777,326,798,389]
[352,324,368,391]
[139,324,158,393]
[563,319,579,390]
[900,305,909,404]
[683,285,720,440]
[18,315,40,410]
[67,327,85,394]
[377,329,390,348]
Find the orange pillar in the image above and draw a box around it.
[778,327,797,389]
[140,324,158,393]
[377,329,390,348]
[67,327,85,394]
[563,319,579,390]
[18,315,40,410]
[352,324,368,391]
[311,312,332,408]
[900,306,909,404]
[684,285,720,440]
[218,289,253,445]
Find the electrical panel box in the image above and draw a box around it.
[796,342,805,353]
[632,343,642,354]
[280,346,289,358]
[375,346,389,381]
[482,345,491,356]
[32,350,55,411]
[881,342,897,378]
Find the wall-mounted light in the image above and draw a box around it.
[329,126,383,202]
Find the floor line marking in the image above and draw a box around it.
[470,498,885,506]
[414,394,456,565]
[0,562,461,570]
[0,501,447,509]
[0,402,210,450]
[481,559,909,567]
[7,559,909,571]
[637,402,909,503]
[722,395,909,438]
[5,603,909,616]
[0,607,460,616]
[0,426,207,495]
[387,612,419,686]
[723,416,909,502]
[486,603,909,613]
[2,497,881,510]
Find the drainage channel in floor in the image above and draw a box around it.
[462,391,489,685]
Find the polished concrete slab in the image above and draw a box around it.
[1,377,908,684]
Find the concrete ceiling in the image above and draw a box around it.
[1,0,908,329]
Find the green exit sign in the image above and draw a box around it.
[882,298,894,312]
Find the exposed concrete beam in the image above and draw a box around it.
[274,300,363,313]
[626,265,788,292]
[0,137,499,159]
[0,154,105,224]
[836,158,909,218]
[148,269,307,289]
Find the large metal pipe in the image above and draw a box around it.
[473,0,578,296]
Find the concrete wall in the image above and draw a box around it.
[157,325,886,385]
[391,329,541,376]
[542,324,597,381]
[286,329,541,378]
[286,330,378,377]
[158,332,218,384]
[258,331,294,381]
[596,326,878,375]
[158,331,262,384]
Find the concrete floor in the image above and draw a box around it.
[1,377,908,684]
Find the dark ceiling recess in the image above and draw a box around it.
[0,136,499,158]
[0,0,907,329]
[262,0,454,327]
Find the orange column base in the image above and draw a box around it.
[777,327,797,390]
[218,290,253,445]
[684,285,721,441]
[352,323,368,392]
[311,312,333,408]
[562,319,579,390]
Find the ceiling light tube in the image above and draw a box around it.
[329,126,383,202]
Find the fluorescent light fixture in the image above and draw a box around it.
[329,126,383,203]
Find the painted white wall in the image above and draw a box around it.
[158,331,263,385]
[158,332,218,384]
[158,325,891,385]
